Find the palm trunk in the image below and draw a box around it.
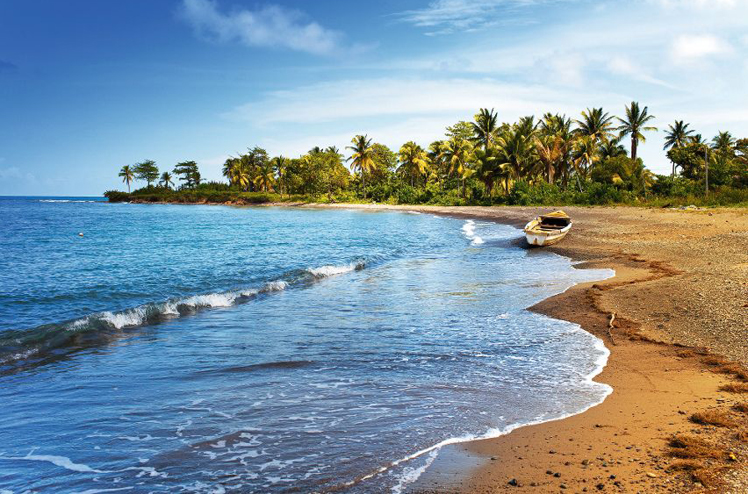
[631,136,637,161]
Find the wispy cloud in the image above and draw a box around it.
[670,34,733,64]
[396,0,574,34]
[224,77,617,126]
[179,0,346,55]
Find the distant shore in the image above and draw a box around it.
[296,204,748,493]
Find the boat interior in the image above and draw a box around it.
[537,215,571,230]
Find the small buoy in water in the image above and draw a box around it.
[78,232,84,237]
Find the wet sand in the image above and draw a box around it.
[305,204,748,493]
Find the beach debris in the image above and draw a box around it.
[607,313,617,345]
[646,472,658,478]
[507,478,519,487]
[78,232,84,237]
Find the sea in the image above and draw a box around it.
[0,196,613,493]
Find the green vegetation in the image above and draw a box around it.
[106,102,748,207]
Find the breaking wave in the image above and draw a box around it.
[0,261,364,368]
[307,261,365,278]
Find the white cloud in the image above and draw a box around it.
[179,0,345,55]
[223,77,610,126]
[397,0,573,34]
[671,34,733,63]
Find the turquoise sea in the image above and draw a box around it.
[0,197,612,492]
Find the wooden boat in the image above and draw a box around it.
[524,210,572,246]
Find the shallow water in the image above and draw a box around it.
[0,198,612,492]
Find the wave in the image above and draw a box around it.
[0,261,361,368]
[350,328,613,492]
[461,220,485,246]
[307,261,365,278]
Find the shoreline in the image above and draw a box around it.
[101,200,747,491]
[295,204,747,493]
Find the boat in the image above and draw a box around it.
[524,210,572,246]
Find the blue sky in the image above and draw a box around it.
[1,0,746,195]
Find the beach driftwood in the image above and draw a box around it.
[608,313,617,345]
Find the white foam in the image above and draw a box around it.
[3,451,110,474]
[392,449,439,494]
[100,308,147,329]
[263,281,287,292]
[181,293,237,308]
[307,262,362,278]
[461,220,485,246]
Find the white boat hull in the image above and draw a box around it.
[524,222,572,246]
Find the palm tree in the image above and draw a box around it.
[346,135,376,198]
[599,137,627,160]
[397,141,431,187]
[470,108,499,150]
[664,121,694,177]
[253,162,275,192]
[472,147,504,197]
[711,131,736,155]
[663,121,694,151]
[572,136,599,191]
[270,156,287,197]
[222,157,240,186]
[159,171,174,189]
[233,164,251,191]
[439,137,474,197]
[616,101,657,161]
[119,165,134,192]
[575,108,616,143]
[494,120,536,183]
[534,135,564,184]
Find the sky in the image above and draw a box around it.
[0,0,747,195]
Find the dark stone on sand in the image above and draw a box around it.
[554,472,561,478]
[560,483,568,489]
[596,483,605,490]
[508,478,518,487]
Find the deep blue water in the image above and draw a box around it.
[0,197,612,493]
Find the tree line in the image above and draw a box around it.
[112,101,747,206]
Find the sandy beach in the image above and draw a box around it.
[307,204,748,493]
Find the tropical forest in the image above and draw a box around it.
[106,102,748,207]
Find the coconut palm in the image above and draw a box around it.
[233,164,251,191]
[575,108,616,143]
[118,165,134,192]
[470,108,499,150]
[616,101,657,161]
[222,157,240,186]
[270,156,287,196]
[253,162,276,192]
[534,135,564,184]
[397,141,431,187]
[495,120,536,182]
[599,137,627,160]
[346,135,376,197]
[159,171,174,189]
[663,121,694,176]
[711,131,736,155]
[439,137,474,196]
[572,136,599,191]
[663,121,694,151]
[472,147,505,197]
